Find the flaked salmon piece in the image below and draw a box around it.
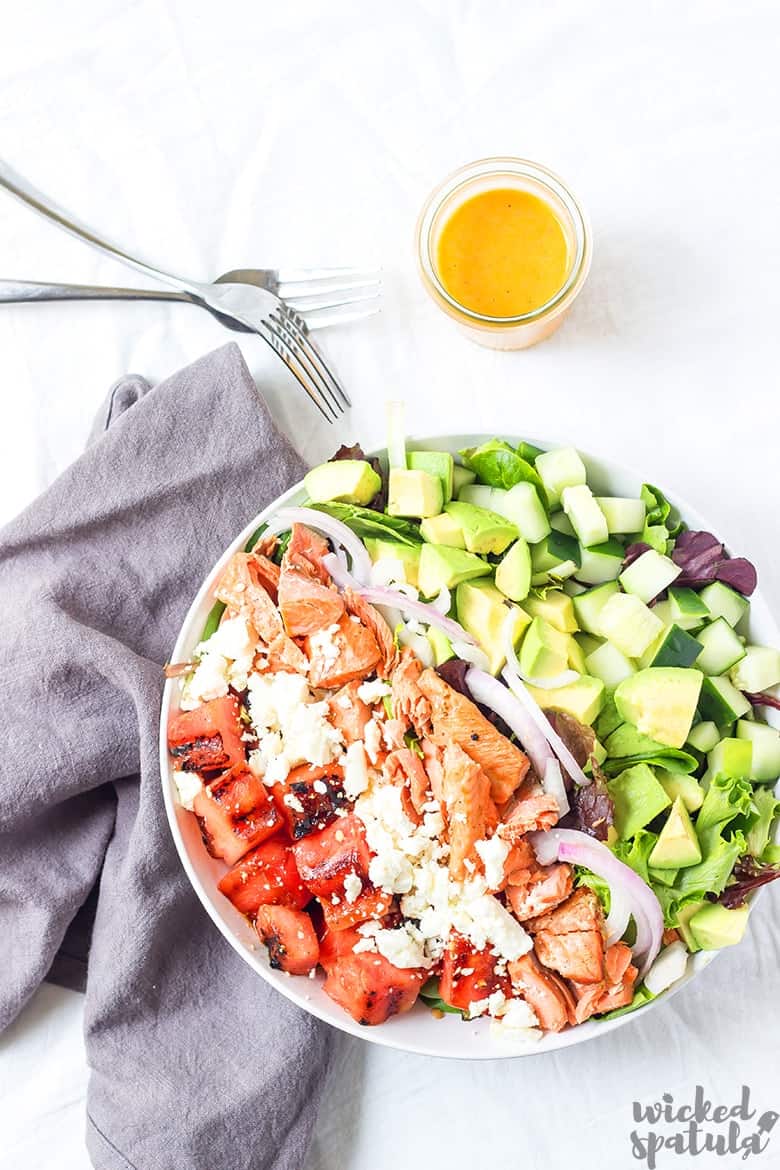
[533,929,604,985]
[526,887,605,937]
[506,863,574,921]
[662,927,680,946]
[306,612,380,689]
[503,840,538,885]
[595,960,638,1014]
[604,940,634,986]
[216,553,307,672]
[571,942,637,1021]
[327,681,372,745]
[508,953,576,1033]
[417,669,529,805]
[421,739,445,805]
[344,589,399,677]
[278,568,345,637]
[441,743,498,881]
[283,522,331,584]
[251,532,278,560]
[499,793,561,841]
[251,554,281,603]
[390,649,432,737]
[381,718,407,752]
[383,747,431,819]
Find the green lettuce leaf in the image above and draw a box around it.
[598,984,655,1021]
[459,439,547,502]
[672,828,746,900]
[309,502,422,546]
[419,978,464,1016]
[696,773,754,839]
[632,483,684,553]
[575,866,612,914]
[612,829,658,884]
[745,787,780,859]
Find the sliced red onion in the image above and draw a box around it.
[528,828,664,978]
[542,758,569,818]
[369,556,406,588]
[322,551,357,590]
[398,628,434,668]
[605,885,632,947]
[431,584,452,614]
[263,506,372,583]
[502,665,590,788]
[465,668,554,778]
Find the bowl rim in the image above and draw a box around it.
[159,432,779,1059]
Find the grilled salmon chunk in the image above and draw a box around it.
[441,743,498,880]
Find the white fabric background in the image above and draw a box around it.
[1,2,779,1168]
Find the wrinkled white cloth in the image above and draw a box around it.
[1,2,779,1169]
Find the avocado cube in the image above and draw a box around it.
[648,797,702,869]
[566,634,588,674]
[303,459,382,506]
[495,538,532,602]
[408,450,455,503]
[427,625,455,666]
[689,902,750,951]
[518,617,570,680]
[420,512,466,549]
[457,581,530,675]
[523,590,578,633]
[657,769,704,812]
[418,544,491,597]
[387,468,443,518]
[452,464,476,495]
[526,675,605,726]
[615,667,703,749]
[706,737,752,780]
[364,538,421,587]
[608,763,672,840]
[444,501,518,556]
[674,900,706,953]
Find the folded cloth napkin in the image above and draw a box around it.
[0,343,333,1170]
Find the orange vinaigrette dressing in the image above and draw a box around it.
[435,188,571,318]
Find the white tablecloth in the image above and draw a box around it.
[2,3,779,1168]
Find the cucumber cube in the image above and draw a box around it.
[695,618,747,676]
[730,646,780,694]
[595,496,647,533]
[531,532,579,584]
[585,641,636,688]
[549,511,576,536]
[686,721,721,753]
[452,464,476,495]
[698,676,751,724]
[668,587,711,631]
[408,451,454,503]
[535,446,587,508]
[698,581,749,629]
[641,624,703,670]
[577,539,625,585]
[597,593,665,658]
[736,720,780,782]
[563,579,588,596]
[707,738,753,779]
[561,484,609,548]
[498,483,551,544]
[619,549,681,604]
[572,581,620,635]
[457,483,501,510]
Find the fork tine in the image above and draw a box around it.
[270,310,345,417]
[295,300,381,330]
[284,287,381,313]
[258,319,336,423]
[275,266,380,288]
[278,276,381,300]
[274,306,351,410]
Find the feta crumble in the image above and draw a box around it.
[180,615,257,708]
[173,771,203,810]
[475,836,511,891]
[357,679,392,705]
[343,872,363,904]
[246,671,343,783]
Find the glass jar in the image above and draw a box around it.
[416,157,592,350]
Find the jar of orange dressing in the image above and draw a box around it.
[416,157,592,350]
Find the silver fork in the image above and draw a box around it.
[0,161,355,422]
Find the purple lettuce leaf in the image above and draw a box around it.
[623,542,651,568]
[745,691,780,713]
[670,528,757,596]
[714,855,780,909]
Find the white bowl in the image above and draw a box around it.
[159,434,780,1059]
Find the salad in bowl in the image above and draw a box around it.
[162,422,780,1053]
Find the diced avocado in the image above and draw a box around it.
[695,618,746,676]
[303,459,382,505]
[519,617,570,680]
[619,549,681,604]
[706,737,752,779]
[530,531,581,585]
[648,797,702,869]
[736,720,780,782]
[674,900,706,953]
[566,634,588,674]
[457,483,499,509]
[418,544,491,596]
[657,769,704,813]
[572,581,620,635]
[595,692,625,739]
[730,645,780,693]
[420,512,466,549]
[535,446,587,508]
[427,625,455,666]
[364,538,421,587]
[526,675,605,726]
[608,763,672,840]
[387,468,443,518]
[585,641,636,688]
[689,902,750,950]
[640,624,703,670]
[577,539,625,585]
[598,593,665,658]
[523,590,578,633]
[498,483,551,543]
[495,538,532,602]
[615,667,703,749]
[698,581,749,629]
[561,484,609,547]
[444,501,518,556]
[408,450,454,503]
[452,464,476,495]
[669,586,711,631]
[698,675,751,725]
[457,580,529,675]
[595,496,647,534]
[549,511,576,536]
[686,721,721,754]
[604,723,671,759]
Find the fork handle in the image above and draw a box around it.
[0,160,203,298]
[0,279,195,304]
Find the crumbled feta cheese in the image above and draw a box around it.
[451,888,532,963]
[180,615,257,708]
[173,771,203,810]
[343,741,369,799]
[246,670,343,782]
[180,652,229,708]
[369,849,415,894]
[489,1020,543,1046]
[312,779,328,795]
[343,872,362,904]
[500,999,540,1029]
[468,997,490,1018]
[283,792,305,813]
[307,623,341,668]
[374,923,431,969]
[364,718,382,765]
[357,679,392,704]
[475,835,511,891]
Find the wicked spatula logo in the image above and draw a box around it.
[631,1086,778,1166]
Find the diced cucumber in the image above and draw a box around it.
[585,641,636,687]
[530,531,580,584]
[386,401,407,469]
[576,539,625,585]
[686,721,721,753]
[575,631,604,657]
[549,511,576,536]
[694,618,747,676]
[698,676,751,724]
[619,549,681,604]
[457,483,501,509]
[572,581,620,635]
[651,599,673,627]
[668,586,710,631]
[597,593,665,658]
[563,579,588,596]
[707,738,752,779]
[535,446,587,508]
[736,720,780,782]
[408,451,454,503]
[730,645,780,693]
[561,484,609,547]
[595,496,647,534]
[452,464,476,495]
[497,483,551,544]
[523,590,578,633]
[698,581,749,629]
[640,624,703,670]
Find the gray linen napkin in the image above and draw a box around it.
[0,343,333,1170]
